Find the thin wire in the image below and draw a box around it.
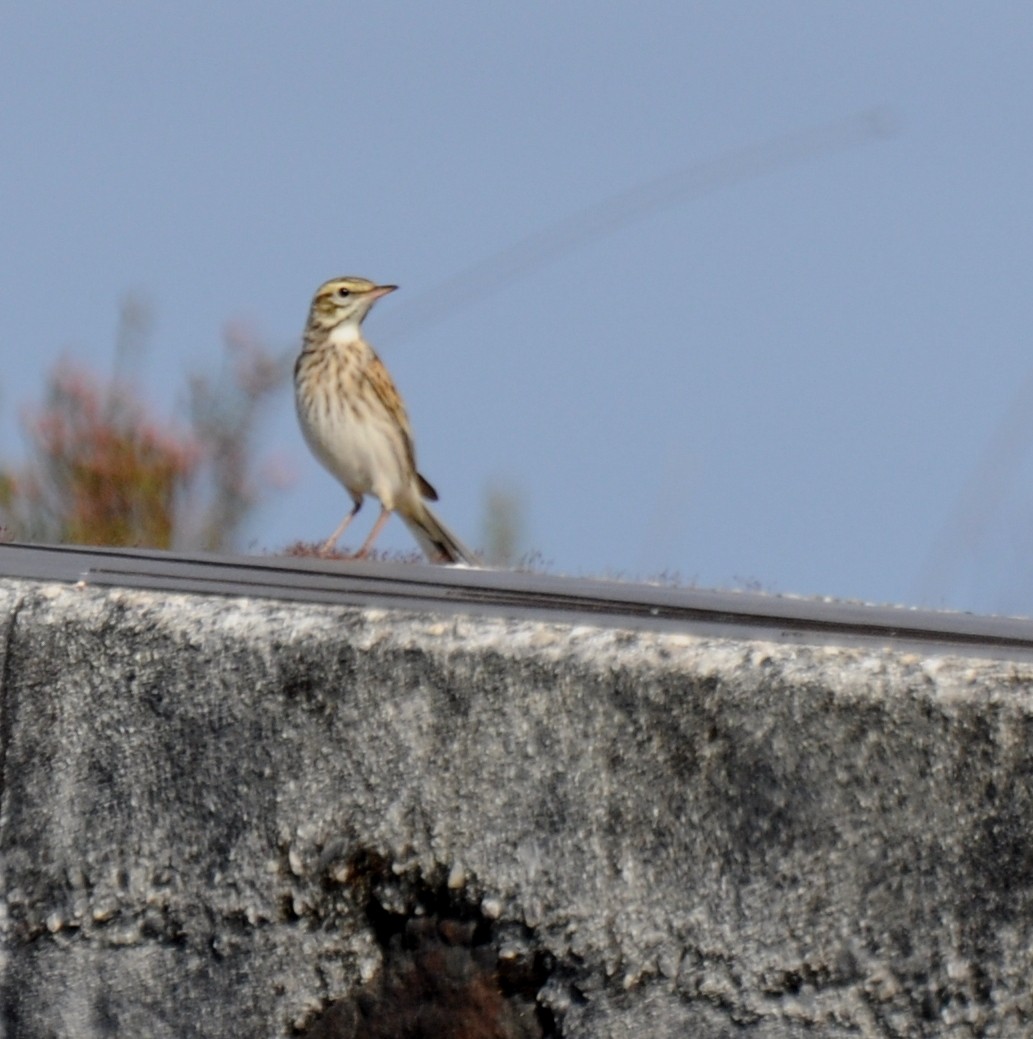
[912,365,1033,608]
[378,107,898,344]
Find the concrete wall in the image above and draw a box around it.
[0,576,1030,1037]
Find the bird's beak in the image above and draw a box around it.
[370,284,398,299]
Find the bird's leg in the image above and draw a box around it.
[351,504,393,559]
[320,498,363,556]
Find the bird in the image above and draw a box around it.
[294,276,477,565]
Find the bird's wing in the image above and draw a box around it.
[363,352,421,478]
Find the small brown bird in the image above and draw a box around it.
[294,276,476,564]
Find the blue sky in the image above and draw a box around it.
[4,3,1033,615]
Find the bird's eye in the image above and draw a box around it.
[337,287,351,298]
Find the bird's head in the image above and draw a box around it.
[307,276,397,336]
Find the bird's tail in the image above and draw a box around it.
[401,502,479,566]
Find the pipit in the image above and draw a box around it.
[294,276,476,564]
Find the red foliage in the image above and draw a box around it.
[0,320,290,551]
[4,362,199,548]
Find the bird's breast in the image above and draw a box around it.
[295,347,410,506]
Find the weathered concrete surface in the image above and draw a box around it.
[0,577,1032,1036]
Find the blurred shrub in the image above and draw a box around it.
[0,362,198,548]
[0,304,289,551]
